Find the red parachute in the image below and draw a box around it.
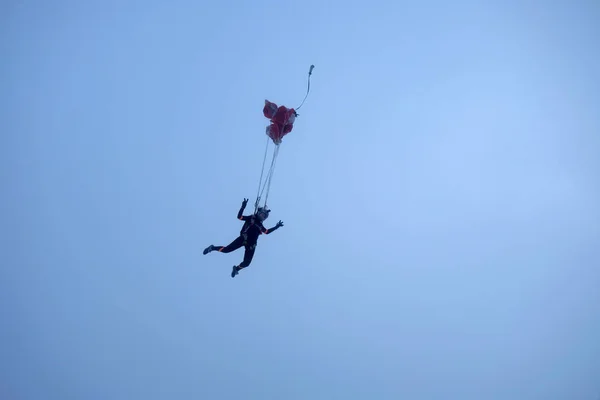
[250,65,314,212]
[263,100,297,145]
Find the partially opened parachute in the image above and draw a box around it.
[252,65,314,212]
[263,100,296,145]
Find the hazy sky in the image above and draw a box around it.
[2,1,599,399]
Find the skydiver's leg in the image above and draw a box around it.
[204,236,244,255]
[231,244,256,277]
[215,236,245,253]
[240,245,256,268]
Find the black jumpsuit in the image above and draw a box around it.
[213,202,279,269]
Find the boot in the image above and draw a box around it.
[203,245,214,255]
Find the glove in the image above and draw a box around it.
[242,198,248,207]
[276,220,284,228]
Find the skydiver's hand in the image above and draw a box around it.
[242,198,248,207]
[276,220,284,228]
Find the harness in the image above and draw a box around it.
[241,216,259,249]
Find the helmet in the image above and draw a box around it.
[256,206,270,222]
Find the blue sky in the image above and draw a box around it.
[2,1,599,399]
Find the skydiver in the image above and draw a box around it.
[203,198,284,278]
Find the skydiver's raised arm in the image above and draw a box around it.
[262,220,284,234]
[237,198,249,220]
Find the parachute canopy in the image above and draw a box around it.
[263,100,296,145]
